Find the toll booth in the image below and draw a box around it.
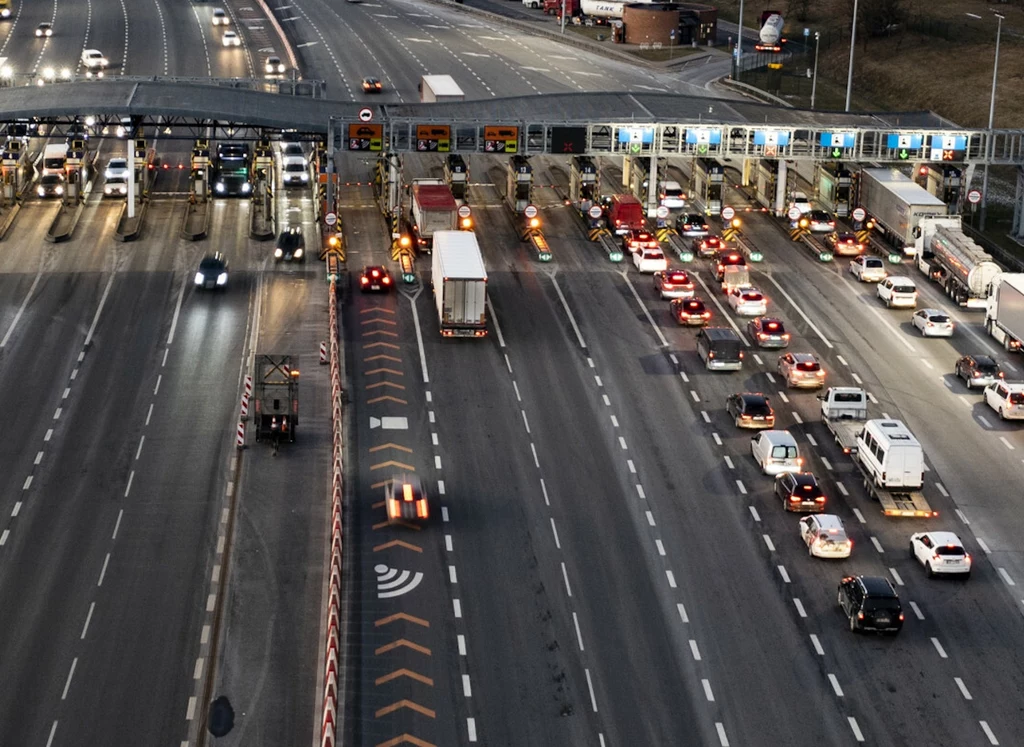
[506,155,532,214]
[754,159,779,211]
[253,138,274,210]
[191,139,212,202]
[691,157,724,216]
[444,154,469,201]
[570,155,601,224]
[63,139,91,206]
[916,164,962,210]
[629,158,652,204]
[373,151,402,234]
[814,163,853,218]
[1,139,30,207]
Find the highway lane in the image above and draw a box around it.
[2,0,87,81]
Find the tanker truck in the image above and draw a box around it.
[914,216,1002,308]
[755,11,785,52]
[578,0,654,25]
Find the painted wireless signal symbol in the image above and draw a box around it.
[375,564,424,599]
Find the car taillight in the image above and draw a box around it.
[372,269,380,278]
[814,496,825,503]
[999,372,1005,378]
[972,371,980,377]
[741,414,751,419]
[817,370,825,377]
[782,334,790,339]
[702,312,710,318]
[898,613,905,621]
[758,333,767,339]
[857,612,864,620]
[708,351,715,358]
[382,276,391,284]
[789,496,800,502]
[739,351,744,359]
[360,276,369,284]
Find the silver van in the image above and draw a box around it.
[750,430,803,475]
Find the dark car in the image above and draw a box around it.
[670,298,710,326]
[775,471,826,512]
[747,317,790,349]
[362,77,383,93]
[194,252,229,290]
[676,213,709,237]
[824,231,865,256]
[36,173,65,198]
[274,227,305,262]
[726,392,775,429]
[715,251,746,281]
[693,234,723,258]
[838,575,904,634]
[954,354,1004,389]
[360,265,393,292]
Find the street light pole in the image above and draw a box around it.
[735,0,745,81]
[811,31,820,109]
[981,13,1003,232]
[845,0,858,111]
[561,0,566,34]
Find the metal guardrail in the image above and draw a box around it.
[1,74,326,98]
[962,224,1024,274]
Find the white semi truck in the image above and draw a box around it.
[431,231,488,338]
[419,75,465,103]
[914,216,1002,308]
[986,273,1024,352]
[858,168,948,255]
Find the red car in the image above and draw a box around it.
[360,265,393,292]
[670,298,711,326]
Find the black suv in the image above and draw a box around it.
[838,576,904,635]
[954,354,1004,389]
[726,393,775,429]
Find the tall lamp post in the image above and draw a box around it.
[845,0,858,111]
[811,30,820,109]
[967,11,1004,232]
[735,0,745,81]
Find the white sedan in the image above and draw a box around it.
[849,255,887,283]
[222,30,241,47]
[910,531,971,577]
[912,308,954,337]
[727,286,767,316]
[633,248,667,274]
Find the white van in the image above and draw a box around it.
[856,419,924,489]
[750,430,803,476]
[876,276,918,308]
[42,143,67,176]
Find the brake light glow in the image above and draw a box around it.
[814,496,825,503]
[360,276,369,285]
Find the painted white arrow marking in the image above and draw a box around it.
[370,417,408,430]
[296,41,319,48]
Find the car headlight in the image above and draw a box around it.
[277,65,285,73]
[300,173,309,182]
[294,248,303,258]
[55,185,63,195]
[241,183,251,193]
[274,248,283,258]
[104,185,112,194]
[215,182,225,193]
[37,186,45,197]
[195,272,205,286]
[217,272,228,286]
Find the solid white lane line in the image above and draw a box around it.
[763,534,775,551]
[848,717,865,742]
[909,601,925,620]
[573,611,585,651]
[689,639,701,661]
[85,272,117,348]
[827,673,844,697]
[550,519,560,549]
[870,537,884,553]
[702,679,715,702]
[889,568,904,586]
[485,296,506,349]
[561,562,572,597]
[980,720,999,745]
[621,270,669,346]
[551,274,587,348]
[931,637,948,659]
[810,634,824,656]
[955,677,973,700]
[585,668,599,712]
[793,598,806,617]
[0,273,42,349]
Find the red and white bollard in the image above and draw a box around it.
[243,375,253,398]
[320,341,328,365]
[236,422,245,449]
[240,393,250,420]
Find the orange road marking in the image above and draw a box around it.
[375,612,430,628]
[364,329,399,338]
[370,460,415,471]
[364,355,402,363]
[364,342,400,350]
[367,396,408,405]
[372,500,386,509]
[375,734,436,747]
[375,639,431,656]
[372,520,422,531]
[361,307,395,315]
[365,368,404,377]
[373,540,423,553]
[375,669,434,687]
[375,700,436,719]
[361,317,398,327]
[367,381,406,391]
[369,443,413,454]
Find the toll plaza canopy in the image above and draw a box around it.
[2,81,1023,164]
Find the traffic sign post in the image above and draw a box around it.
[721,206,736,222]
[324,211,338,227]
[656,204,669,227]
[967,189,982,205]
[358,108,373,122]
[852,207,866,222]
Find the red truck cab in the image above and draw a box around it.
[607,194,646,235]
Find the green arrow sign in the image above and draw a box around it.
[698,144,709,154]
[608,251,624,263]
[830,148,843,159]
[402,273,416,283]
[898,149,910,160]
[630,143,641,154]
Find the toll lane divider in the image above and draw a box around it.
[322,278,344,747]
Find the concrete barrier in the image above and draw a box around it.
[115,200,148,242]
[180,200,211,241]
[249,198,275,241]
[45,201,86,243]
[254,0,299,71]
[0,203,21,241]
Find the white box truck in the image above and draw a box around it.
[432,230,488,338]
[419,75,465,104]
[859,168,947,255]
[854,419,935,518]
[986,273,1024,352]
